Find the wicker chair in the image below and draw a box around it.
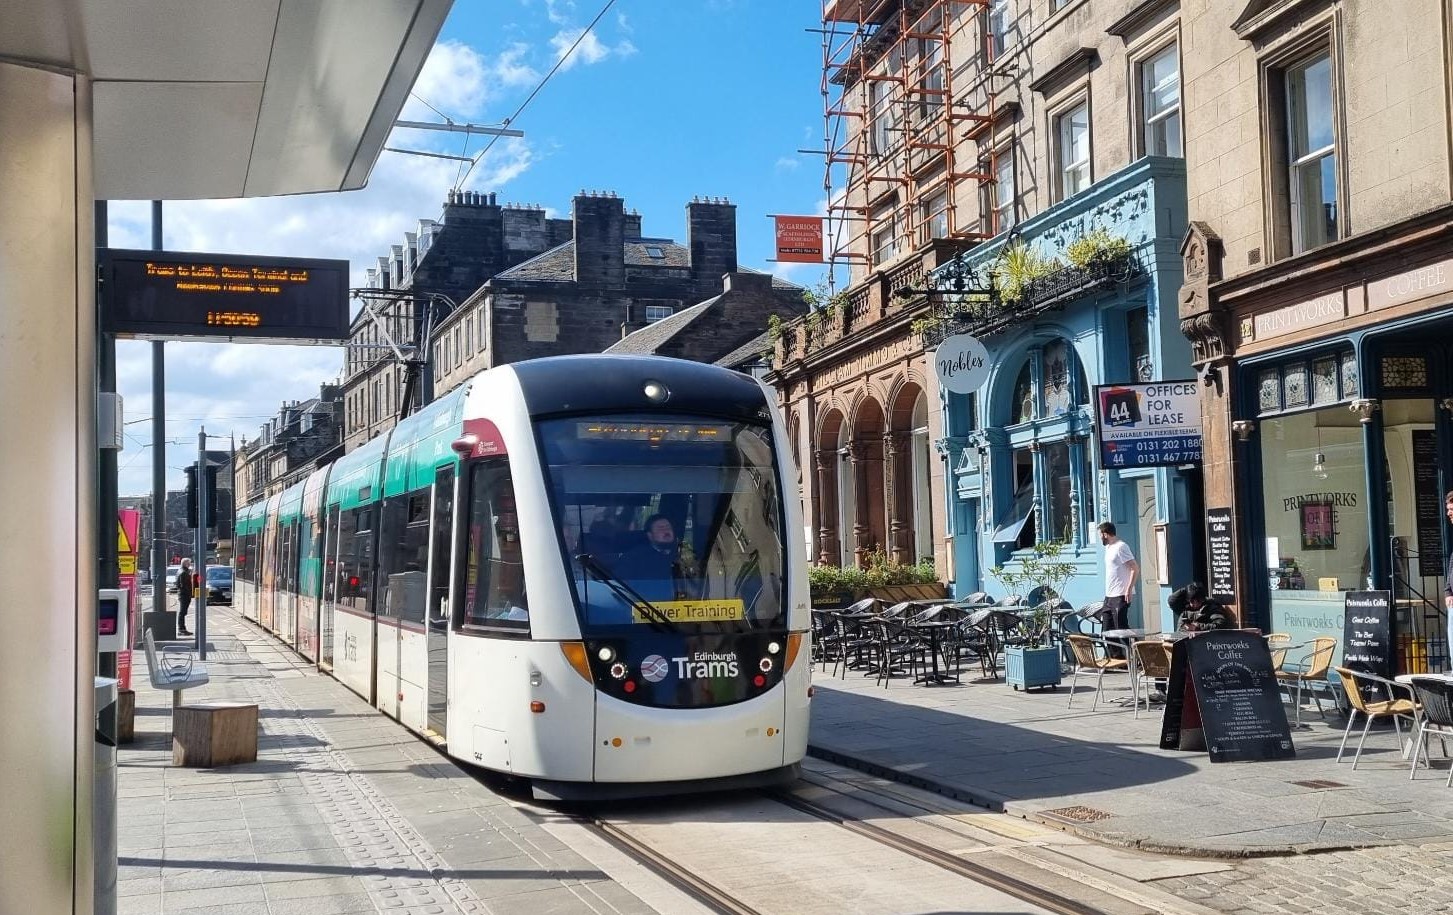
[1265,633,1292,671]
[1408,676,1453,785]
[1066,634,1129,711]
[1275,636,1337,725]
[1131,640,1173,719]
[1332,667,1417,769]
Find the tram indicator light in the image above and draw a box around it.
[100,248,349,343]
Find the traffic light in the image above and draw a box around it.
[184,463,220,528]
[184,465,197,528]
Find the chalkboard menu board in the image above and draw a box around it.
[1206,508,1236,605]
[1343,591,1393,703]
[1413,431,1444,578]
[1160,632,1295,762]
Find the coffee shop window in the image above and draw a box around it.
[1256,351,1369,642]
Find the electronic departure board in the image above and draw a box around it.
[100,249,349,343]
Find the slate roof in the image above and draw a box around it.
[604,299,717,355]
[493,240,803,288]
[713,331,772,370]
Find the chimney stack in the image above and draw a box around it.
[572,191,626,287]
[686,196,737,288]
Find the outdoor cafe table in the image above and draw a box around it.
[908,619,958,685]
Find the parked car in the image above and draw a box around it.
[164,564,181,592]
[205,565,233,605]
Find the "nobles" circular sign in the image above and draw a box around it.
[933,334,990,395]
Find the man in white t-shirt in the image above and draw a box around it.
[1098,521,1139,655]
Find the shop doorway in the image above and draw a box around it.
[1381,397,1447,671]
[1136,478,1162,629]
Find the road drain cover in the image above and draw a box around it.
[1291,779,1348,789]
[1041,805,1113,823]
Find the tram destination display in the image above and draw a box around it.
[1343,591,1394,703]
[100,248,349,343]
[1093,381,1203,469]
[1160,631,1295,762]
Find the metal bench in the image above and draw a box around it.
[143,629,209,708]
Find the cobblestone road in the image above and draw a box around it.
[1159,844,1453,914]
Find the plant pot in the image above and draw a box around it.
[1005,645,1062,691]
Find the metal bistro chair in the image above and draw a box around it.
[1407,676,1453,785]
[1131,640,1174,720]
[831,611,878,679]
[1332,667,1418,769]
[1275,636,1337,726]
[870,617,929,687]
[1066,634,1130,711]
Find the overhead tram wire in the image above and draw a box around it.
[452,0,621,191]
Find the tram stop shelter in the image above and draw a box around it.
[0,3,451,910]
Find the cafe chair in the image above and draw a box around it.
[1407,676,1453,785]
[1265,633,1292,672]
[957,591,995,608]
[1066,634,1129,712]
[1332,667,1417,769]
[1131,640,1173,719]
[870,617,928,687]
[1275,636,1337,726]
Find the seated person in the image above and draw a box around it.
[613,514,680,585]
[1171,582,1232,631]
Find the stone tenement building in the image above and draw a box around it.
[343,191,573,451]
[1176,0,1453,669]
[234,384,343,503]
[430,193,806,396]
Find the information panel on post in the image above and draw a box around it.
[1092,381,1203,469]
[99,248,349,343]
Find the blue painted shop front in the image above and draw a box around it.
[936,158,1197,631]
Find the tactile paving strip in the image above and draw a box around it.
[233,664,490,914]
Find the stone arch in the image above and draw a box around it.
[811,406,847,565]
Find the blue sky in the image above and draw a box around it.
[111,0,833,497]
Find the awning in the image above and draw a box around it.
[992,510,1032,544]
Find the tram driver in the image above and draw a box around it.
[614,514,680,589]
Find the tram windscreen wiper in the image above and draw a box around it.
[575,553,679,632]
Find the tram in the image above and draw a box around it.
[233,355,811,798]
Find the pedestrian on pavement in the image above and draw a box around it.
[177,558,195,637]
[1170,582,1232,632]
[1444,491,1453,658]
[1097,522,1138,657]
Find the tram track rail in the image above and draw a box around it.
[585,816,765,915]
[768,789,1119,915]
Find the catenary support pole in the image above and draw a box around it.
[150,202,166,620]
[196,428,209,660]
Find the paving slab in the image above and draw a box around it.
[119,606,659,915]
[809,663,1453,856]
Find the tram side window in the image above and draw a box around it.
[279,523,297,594]
[335,507,374,615]
[379,492,430,624]
[323,510,342,606]
[456,460,529,633]
[429,467,455,625]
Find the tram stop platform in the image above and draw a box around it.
[119,607,656,915]
[809,667,1453,857]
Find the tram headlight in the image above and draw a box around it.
[759,657,774,673]
[767,641,781,655]
[643,380,670,403]
[609,662,628,680]
[597,646,615,663]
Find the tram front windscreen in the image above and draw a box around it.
[539,415,787,635]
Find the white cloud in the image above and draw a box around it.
[544,0,575,25]
[549,27,636,71]
[775,156,801,172]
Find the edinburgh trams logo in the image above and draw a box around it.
[640,654,670,683]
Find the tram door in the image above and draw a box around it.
[426,466,455,738]
[320,505,338,670]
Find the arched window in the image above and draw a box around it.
[1043,339,1073,415]
[1010,362,1034,424]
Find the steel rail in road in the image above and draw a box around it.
[769,790,1115,915]
[585,817,765,915]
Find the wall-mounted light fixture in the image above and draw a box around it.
[1349,398,1381,424]
[1231,419,1256,442]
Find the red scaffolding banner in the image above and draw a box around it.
[773,216,824,263]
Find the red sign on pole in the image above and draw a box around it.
[774,216,824,263]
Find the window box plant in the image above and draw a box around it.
[991,541,1079,691]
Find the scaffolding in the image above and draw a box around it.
[819,0,1002,290]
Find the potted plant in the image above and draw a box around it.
[992,542,1078,691]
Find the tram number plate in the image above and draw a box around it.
[632,599,745,624]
